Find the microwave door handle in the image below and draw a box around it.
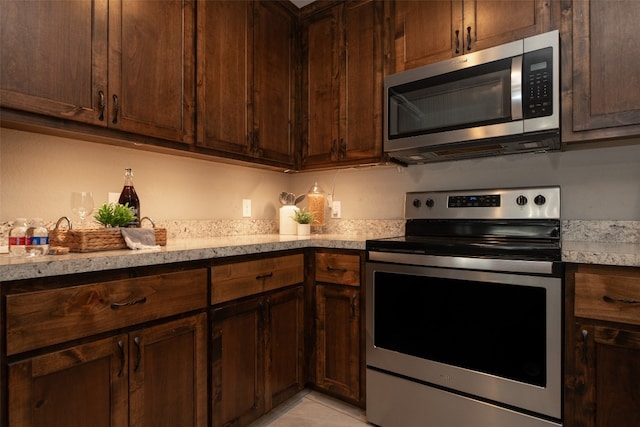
[511,56,523,120]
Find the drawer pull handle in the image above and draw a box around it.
[112,94,119,124]
[581,329,588,363]
[603,295,640,304]
[98,90,105,121]
[110,296,147,309]
[133,336,142,372]
[256,272,273,280]
[117,340,125,377]
[327,265,347,273]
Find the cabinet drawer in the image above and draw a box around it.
[6,269,208,355]
[315,252,360,286]
[575,271,640,325]
[211,254,304,304]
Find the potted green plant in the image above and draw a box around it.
[291,209,315,236]
[93,202,137,228]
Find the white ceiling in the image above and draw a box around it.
[290,0,315,8]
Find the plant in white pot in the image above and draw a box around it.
[291,209,315,236]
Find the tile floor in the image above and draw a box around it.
[248,390,370,427]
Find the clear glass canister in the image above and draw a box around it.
[307,181,326,226]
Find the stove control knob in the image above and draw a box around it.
[516,195,528,206]
[534,195,547,206]
[412,199,422,208]
[425,198,435,208]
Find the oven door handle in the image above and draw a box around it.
[368,251,557,275]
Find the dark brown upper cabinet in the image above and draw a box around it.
[0,0,196,144]
[562,0,640,144]
[391,0,552,73]
[300,0,384,169]
[196,0,298,169]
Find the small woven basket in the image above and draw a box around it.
[49,227,167,253]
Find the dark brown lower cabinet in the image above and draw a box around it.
[315,284,361,403]
[211,286,304,427]
[8,314,208,427]
[9,335,128,427]
[565,264,640,427]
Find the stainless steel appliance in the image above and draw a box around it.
[384,30,560,164]
[366,186,563,427]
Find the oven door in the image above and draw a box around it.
[366,259,563,420]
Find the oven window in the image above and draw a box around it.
[373,271,546,387]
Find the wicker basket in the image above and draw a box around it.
[49,227,167,253]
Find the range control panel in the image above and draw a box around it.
[405,186,560,220]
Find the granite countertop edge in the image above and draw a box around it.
[2,223,640,282]
[0,234,377,282]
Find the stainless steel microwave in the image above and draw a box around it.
[384,30,560,165]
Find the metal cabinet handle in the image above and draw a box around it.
[603,295,640,304]
[117,340,125,377]
[98,91,105,121]
[466,26,472,51]
[581,329,589,363]
[110,296,147,310]
[455,29,460,54]
[112,94,119,124]
[327,265,347,273]
[256,272,273,280]
[133,336,142,372]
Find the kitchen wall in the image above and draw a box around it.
[2,127,640,224]
[293,141,640,221]
[0,128,290,222]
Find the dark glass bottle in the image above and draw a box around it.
[118,168,140,227]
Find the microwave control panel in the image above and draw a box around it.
[523,47,553,119]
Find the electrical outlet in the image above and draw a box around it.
[242,199,251,217]
[331,201,341,218]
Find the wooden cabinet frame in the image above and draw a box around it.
[565,264,640,427]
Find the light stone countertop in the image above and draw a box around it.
[2,220,639,282]
[562,241,640,267]
[0,234,384,282]
[561,220,640,268]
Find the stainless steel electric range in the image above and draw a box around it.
[366,186,563,427]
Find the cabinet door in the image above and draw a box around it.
[464,0,550,53]
[252,1,296,166]
[265,286,305,409]
[342,0,384,165]
[392,0,462,72]
[197,0,252,156]
[212,297,265,427]
[0,0,108,125]
[563,0,640,142]
[109,0,195,143]
[129,313,207,427]
[392,0,550,72]
[302,6,341,166]
[569,325,640,427]
[315,284,361,402]
[302,1,383,169]
[8,335,128,427]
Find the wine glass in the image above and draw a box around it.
[70,191,95,227]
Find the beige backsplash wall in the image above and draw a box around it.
[0,128,290,222]
[2,127,640,223]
